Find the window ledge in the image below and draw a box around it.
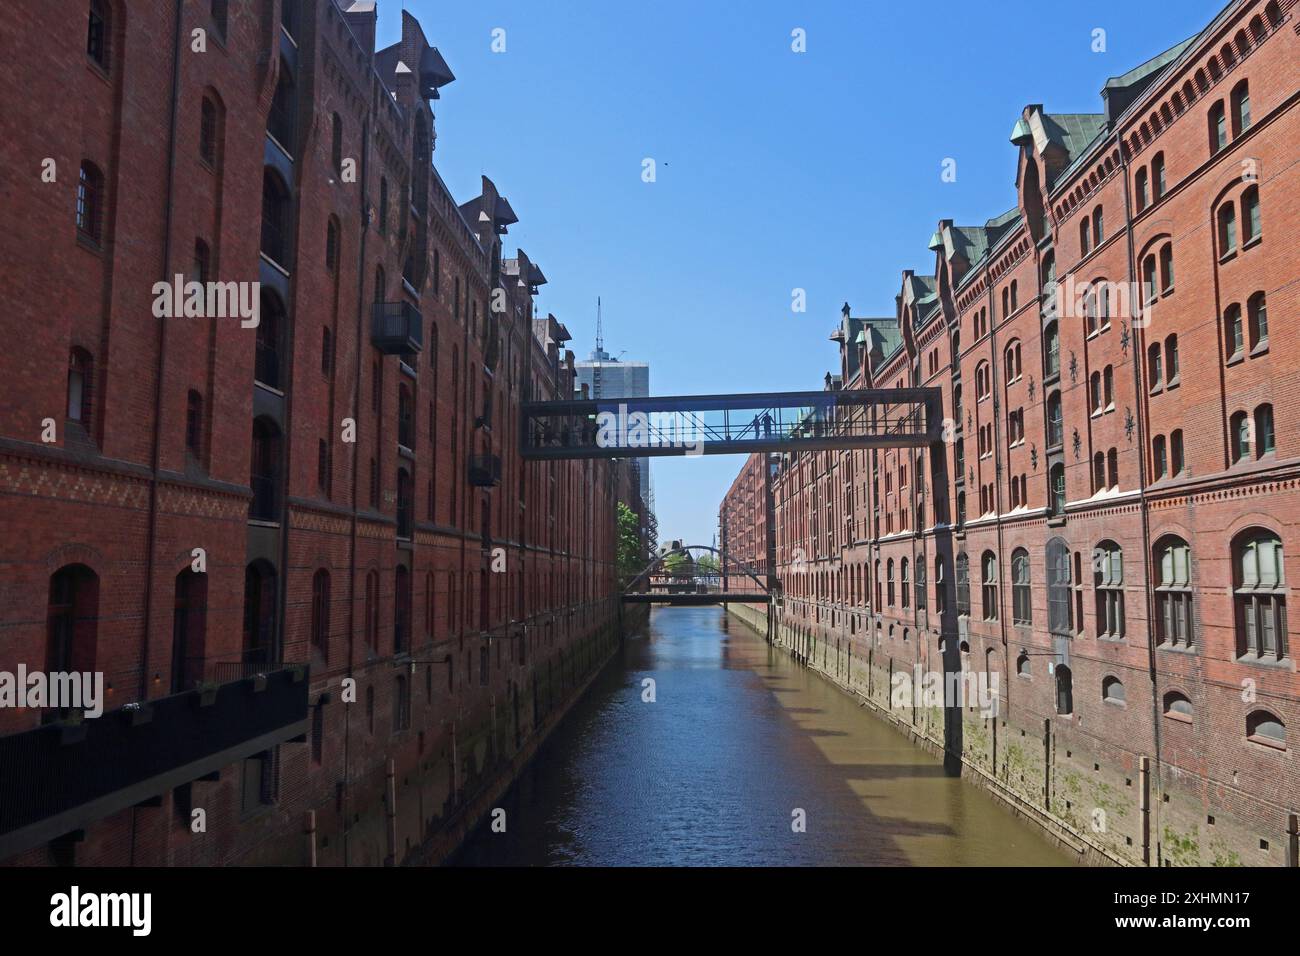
[1234,654,1291,670]
[76,232,103,255]
[1226,352,1245,367]
[1246,734,1286,752]
[1157,642,1196,655]
[1242,235,1262,252]
[1218,249,1237,265]
[1163,711,1193,725]
[1149,384,1163,397]
[1165,378,1179,390]
[1161,285,1175,298]
[1249,342,1269,358]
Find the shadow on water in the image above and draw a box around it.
[449,606,1073,866]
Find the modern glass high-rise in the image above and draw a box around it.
[575,346,651,509]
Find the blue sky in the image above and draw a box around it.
[380,0,1224,547]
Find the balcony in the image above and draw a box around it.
[468,454,502,488]
[0,663,308,860]
[371,301,424,355]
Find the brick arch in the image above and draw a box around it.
[43,542,107,575]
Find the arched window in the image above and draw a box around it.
[1044,322,1060,378]
[242,560,278,669]
[394,566,411,653]
[956,552,970,616]
[1148,342,1163,389]
[76,161,105,243]
[260,168,291,266]
[365,569,379,650]
[256,289,284,388]
[378,176,389,235]
[1225,303,1244,358]
[934,556,946,615]
[1016,650,1030,677]
[1135,168,1149,210]
[1163,691,1193,721]
[1142,252,1158,304]
[46,564,100,721]
[1230,410,1250,463]
[374,263,386,303]
[1155,536,1193,648]
[1218,201,1237,256]
[192,238,211,285]
[1159,242,1175,292]
[1231,80,1251,136]
[172,569,207,693]
[1010,280,1018,311]
[886,558,895,607]
[199,96,219,165]
[1247,291,1267,350]
[398,383,413,450]
[1049,463,1065,516]
[1095,540,1124,638]
[1241,185,1261,245]
[325,218,340,274]
[1246,710,1285,749]
[1079,218,1091,255]
[1046,391,1063,447]
[1209,100,1227,154]
[900,558,910,609]
[1151,152,1166,200]
[1011,548,1031,625]
[976,361,990,400]
[1090,371,1103,414]
[311,569,330,661]
[87,1,111,70]
[1255,403,1275,457]
[1055,665,1073,715]
[981,551,998,621]
[396,468,412,539]
[1234,530,1286,661]
[1102,676,1125,704]
[185,389,203,456]
[330,113,343,175]
[67,348,93,425]
[1092,206,1104,245]
[1165,334,1179,383]
[1046,538,1072,636]
[268,58,296,151]
[321,327,333,375]
[1004,341,1021,383]
[249,416,281,521]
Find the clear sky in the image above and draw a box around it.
[379,0,1225,547]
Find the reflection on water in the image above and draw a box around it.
[452,606,1072,866]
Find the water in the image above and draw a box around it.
[452,606,1072,866]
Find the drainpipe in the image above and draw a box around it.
[1119,137,1162,865]
[139,0,186,707]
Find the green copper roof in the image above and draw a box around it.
[1009,117,1032,143]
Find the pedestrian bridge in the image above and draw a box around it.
[620,544,771,606]
[520,387,941,460]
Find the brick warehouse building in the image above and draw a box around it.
[0,0,646,865]
[720,0,1298,865]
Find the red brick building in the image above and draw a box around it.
[721,0,1298,865]
[0,0,643,865]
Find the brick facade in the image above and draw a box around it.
[0,0,644,865]
[720,0,1298,866]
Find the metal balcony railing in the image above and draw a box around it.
[371,301,423,355]
[0,660,307,860]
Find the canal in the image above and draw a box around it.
[452,606,1072,866]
